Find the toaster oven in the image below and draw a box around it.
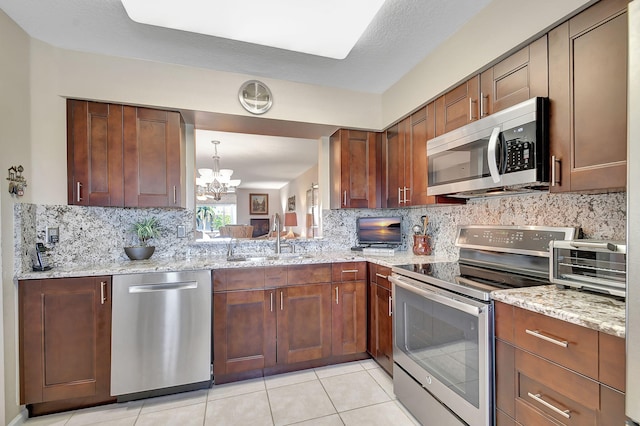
[550,240,626,297]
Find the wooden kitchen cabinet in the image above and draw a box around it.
[329,129,382,209]
[384,104,447,207]
[367,263,393,375]
[480,35,548,117]
[435,75,480,136]
[548,0,627,193]
[214,264,336,382]
[494,301,626,426]
[19,276,114,416]
[67,100,124,207]
[123,106,185,207]
[331,262,367,356]
[67,99,186,208]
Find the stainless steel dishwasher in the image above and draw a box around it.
[111,270,212,399]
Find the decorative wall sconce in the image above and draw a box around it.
[7,165,27,196]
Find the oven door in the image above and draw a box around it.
[391,274,493,426]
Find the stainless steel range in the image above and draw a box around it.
[390,225,579,426]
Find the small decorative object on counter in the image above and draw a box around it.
[412,215,431,255]
[413,234,432,255]
[7,165,27,197]
[125,217,161,260]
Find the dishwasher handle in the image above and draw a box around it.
[128,281,198,293]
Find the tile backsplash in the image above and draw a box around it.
[14,191,626,274]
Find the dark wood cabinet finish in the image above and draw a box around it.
[599,332,626,392]
[495,303,626,426]
[67,100,124,207]
[548,0,627,192]
[67,100,185,208]
[329,129,382,209]
[435,75,480,136]
[367,263,393,375]
[123,106,185,207]
[384,120,407,208]
[19,277,113,412]
[480,35,548,116]
[213,290,276,375]
[277,283,333,364]
[331,262,367,356]
[288,264,332,286]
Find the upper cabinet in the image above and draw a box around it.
[329,129,382,209]
[548,0,627,192]
[384,104,437,207]
[67,100,186,208]
[435,76,480,136]
[480,35,548,116]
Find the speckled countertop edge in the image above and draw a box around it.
[492,285,625,338]
[15,251,451,280]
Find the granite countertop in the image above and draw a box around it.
[492,285,626,338]
[16,250,450,280]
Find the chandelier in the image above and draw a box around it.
[196,141,241,201]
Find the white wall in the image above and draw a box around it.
[235,188,283,229]
[0,9,32,424]
[280,165,319,238]
[381,0,596,126]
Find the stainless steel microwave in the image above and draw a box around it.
[427,97,549,198]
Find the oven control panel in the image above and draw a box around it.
[456,226,579,253]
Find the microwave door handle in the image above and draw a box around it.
[487,127,501,183]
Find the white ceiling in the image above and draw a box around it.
[0,0,493,188]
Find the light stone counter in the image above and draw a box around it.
[492,285,625,338]
[16,250,449,281]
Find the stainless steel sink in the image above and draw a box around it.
[226,254,313,262]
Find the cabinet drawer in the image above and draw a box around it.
[598,332,625,392]
[369,264,391,290]
[214,268,264,291]
[287,264,332,285]
[514,307,598,378]
[332,262,366,282]
[515,398,564,426]
[495,301,515,343]
[516,349,598,425]
[264,267,287,288]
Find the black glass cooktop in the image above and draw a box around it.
[393,261,550,300]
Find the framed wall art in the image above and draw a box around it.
[249,193,269,215]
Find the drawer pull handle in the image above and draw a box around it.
[375,273,388,279]
[525,329,569,348]
[527,392,571,419]
[342,269,359,274]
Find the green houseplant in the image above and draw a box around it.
[125,217,161,260]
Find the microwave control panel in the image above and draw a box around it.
[504,121,536,173]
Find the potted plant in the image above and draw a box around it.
[124,217,161,260]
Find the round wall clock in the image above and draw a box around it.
[238,80,273,115]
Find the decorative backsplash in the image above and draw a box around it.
[14,191,626,274]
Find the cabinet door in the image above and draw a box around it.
[435,75,479,136]
[329,129,381,209]
[331,281,367,356]
[375,284,393,375]
[409,105,437,206]
[213,290,276,375]
[123,106,185,207]
[277,284,332,364]
[367,277,376,357]
[384,121,407,208]
[67,100,124,207]
[548,0,627,192]
[480,36,548,117]
[19,277,112,405]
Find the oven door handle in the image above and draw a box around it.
[390,275,482,317]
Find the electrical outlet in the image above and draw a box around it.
[177,225,186,238]
[46,227,59,244]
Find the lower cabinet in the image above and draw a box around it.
[19,276,114,415]
[495,301,625,426]
[213,263,367,383]
[367,263,393,375]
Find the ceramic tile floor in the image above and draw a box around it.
[23,360,421,426]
